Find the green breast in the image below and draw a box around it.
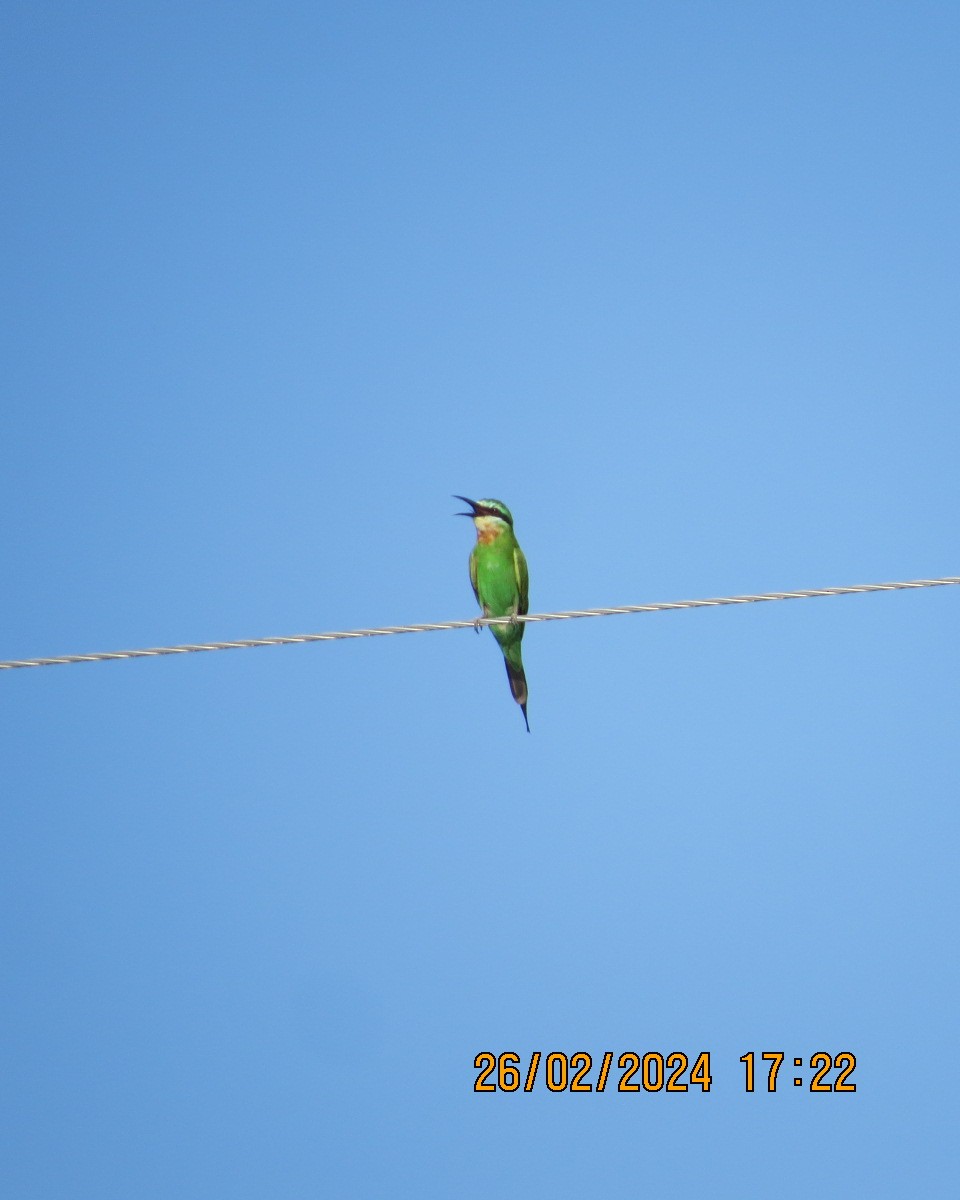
[473,540,521,617]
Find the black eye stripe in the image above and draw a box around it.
[476,506,513,526]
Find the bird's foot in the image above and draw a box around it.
[473,617,483,635]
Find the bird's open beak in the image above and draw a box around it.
[453,495,480,517]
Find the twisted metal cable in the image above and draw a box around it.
[1,576,957,672]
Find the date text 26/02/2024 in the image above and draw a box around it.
[473,1051,857,1094]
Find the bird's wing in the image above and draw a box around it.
[514,546,529,615]
[468,548,481,607]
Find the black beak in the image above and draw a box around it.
[453,495,479,517]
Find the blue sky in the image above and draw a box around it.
[2,2,958,1195]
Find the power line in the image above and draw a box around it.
[2,576,957,674]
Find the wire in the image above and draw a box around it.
[1,575,957,673]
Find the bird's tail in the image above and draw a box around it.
[503,646,530,732]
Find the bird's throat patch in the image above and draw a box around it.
[475,517,505,545]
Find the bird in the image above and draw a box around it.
[454,496,530,731]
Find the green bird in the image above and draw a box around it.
[455,496,530,731]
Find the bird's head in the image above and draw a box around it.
[454,496,514,530]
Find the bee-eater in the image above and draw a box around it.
[454,496,530,731]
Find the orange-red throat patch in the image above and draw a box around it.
[475,516,505,545]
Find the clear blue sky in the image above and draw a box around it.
[3,2,958,1195]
